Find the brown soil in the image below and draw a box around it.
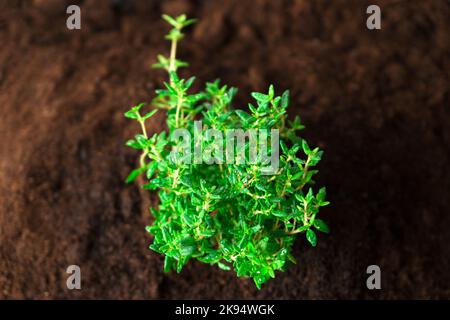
[0,0,449,299]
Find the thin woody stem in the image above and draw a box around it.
[169,38,178,74]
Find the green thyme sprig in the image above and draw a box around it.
[125,14,330,289]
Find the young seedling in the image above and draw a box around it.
[125,14,330,289]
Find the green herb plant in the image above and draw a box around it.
[125,14,329,289]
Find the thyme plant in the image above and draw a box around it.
[125,14,329,289]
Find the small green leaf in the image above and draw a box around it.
[199,251,221,264]
[306,229,317,247]
[251,92,270,103]
[184,76,195,90]
[272,210,289,218]
[235,110,252,123]
[124,110,139,119]
[126,167,144,184]
[280,140,288,154]
[180,237,196,256]
[143,109,158,120]
[146,162,158,179]
[135,134,148,148]
[165,28,183,41]
[316,187,326,202]
[268,85,275,99]
[292,171,303,180]
[126,139,141,150]
[163,256,175,272]
[253,275,264,289]
[162,14,178,27]
[182,18,197,27]
[302,139,311,155]
[218,262,231,271]
[313,219,330,233]
[281,90,290,109]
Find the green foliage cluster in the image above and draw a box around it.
[125,14,329,289]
